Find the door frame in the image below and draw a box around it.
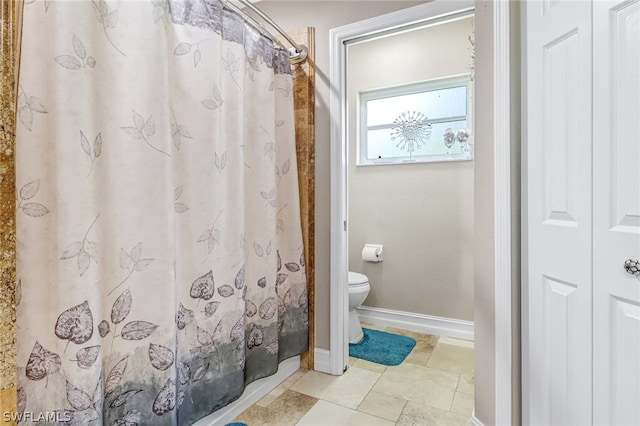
[328,1,512,424]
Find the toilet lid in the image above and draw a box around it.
[348,271,368,285]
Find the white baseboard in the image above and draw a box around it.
[193,356,300,426]
[313,348,332,374]
[356,306,474,341]
[471,414,484,426]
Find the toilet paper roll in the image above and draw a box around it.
[362,245,383,262]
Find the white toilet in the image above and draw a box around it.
[348,271,370,344]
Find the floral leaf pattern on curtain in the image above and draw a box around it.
[54,34,96,70]
[60,214,100,275]
[92,0,126,56]
[79,131,103,176]
[16,1,308,425]
[17,86,47,131]
[17,179,49,217]
[169,107,192,150]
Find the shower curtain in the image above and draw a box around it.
[15,1,308,424]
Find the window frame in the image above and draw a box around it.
[357,74,473,166]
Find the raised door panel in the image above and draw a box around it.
[609,298,640,424]
[542,277,587,425]
[593,1,640,424]
[543,31,580,227]
[524,2,593,425]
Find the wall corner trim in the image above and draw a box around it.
[313,348,332,375]
[471,413,486,426]
[493,1,513,425]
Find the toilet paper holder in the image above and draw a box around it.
[362,244,383,262]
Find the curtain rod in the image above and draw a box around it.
[233,0,308,64]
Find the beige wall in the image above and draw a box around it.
[347,18,475,321]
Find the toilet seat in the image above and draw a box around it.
[348,271,368,285]
[349,282,369,289]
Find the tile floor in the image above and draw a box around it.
[233,324,475,425]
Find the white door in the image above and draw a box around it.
[525,0,640,425]
[592,1,640,425]
[525,1,593,424]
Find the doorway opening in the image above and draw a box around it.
[328,2,514,424]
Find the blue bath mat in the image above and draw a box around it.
[349,328,416,366]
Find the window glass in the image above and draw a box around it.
[366,86,467,127]
[358,75,473,165]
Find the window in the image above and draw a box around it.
[358,75,472,165]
